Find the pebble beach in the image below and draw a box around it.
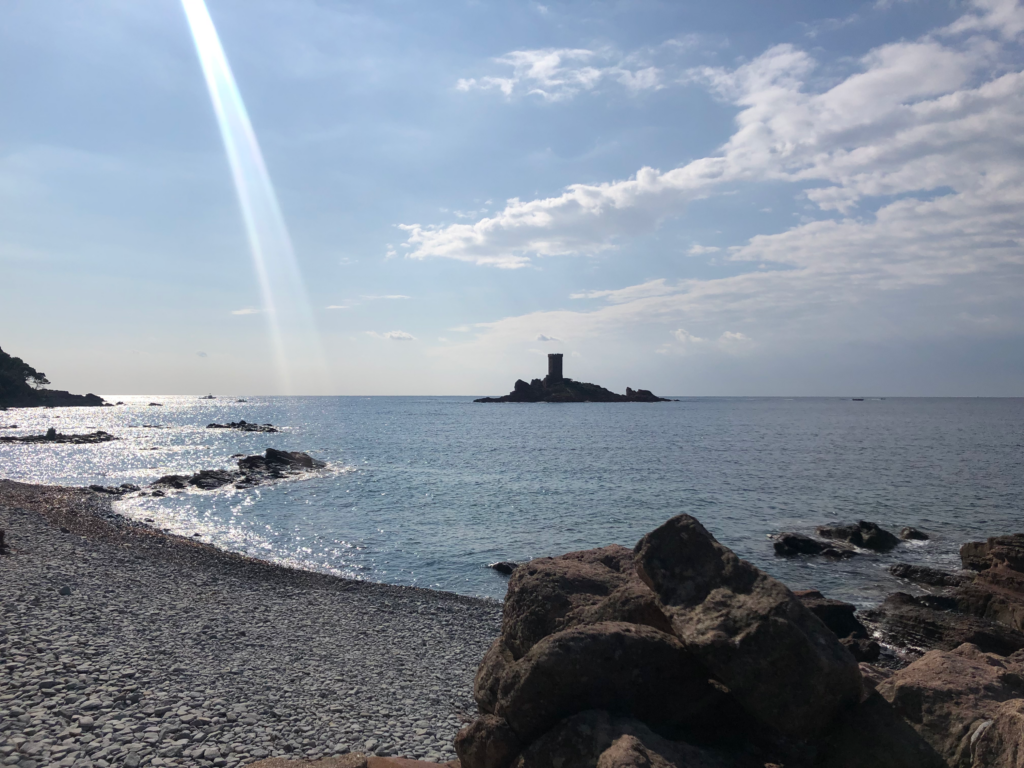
[0,480,502,768]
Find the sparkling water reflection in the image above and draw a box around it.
[1,396,1021,605]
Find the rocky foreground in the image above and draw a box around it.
[456,517,1024,768]
[0,481,502,768]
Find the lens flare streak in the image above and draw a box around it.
[181,0,324,392]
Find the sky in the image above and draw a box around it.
[1,0,1022,396]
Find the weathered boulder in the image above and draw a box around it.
[955,566,1024,632]
[961,534,1024,572]
[876,644,1024,767]
[968,698,1024,768]
[890,563,973,588]
[634,515,862,737]
[816,521,900,553]
[495,622,716,743]
[475,639,514,714]
[865,592,1024,657]
[511,711,736,768]
[500,545,668,660]
[817,690,947,768]
[489,562,520,575]
[455,715,521,768]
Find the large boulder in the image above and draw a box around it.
[500,545,669,660]
[511,711,737,768]
[633,515,862,737]
[495,622,716,743]
[455,715,522,768]
[876,644,1024,767]
[816,521,900,553]
[817,690,947,768]
[475,639,514,715]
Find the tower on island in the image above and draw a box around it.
[547,353,564,382]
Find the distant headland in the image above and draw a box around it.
[0,345,106,408]
[475,354,673,403]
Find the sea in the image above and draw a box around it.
[1,396,1021,607]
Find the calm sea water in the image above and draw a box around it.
[1,396,1021,606]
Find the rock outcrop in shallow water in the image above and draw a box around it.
[474,354,672,403]
[207,420,280,433]
[150,448,326,492]
[0,429,118,444]
[457,514,1024,768]
[475,378,671,403]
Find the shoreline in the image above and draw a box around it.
[0,480,503,768]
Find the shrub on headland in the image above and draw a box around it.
[0,345,105,408]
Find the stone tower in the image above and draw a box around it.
[547,353,564,382]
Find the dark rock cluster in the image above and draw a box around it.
[207,420,280,433]
[475,378,671,403]
[774,520,921,558]
[456,516,1024,768]
[148,448,326,492]
[0,429,118,444]
[870,533,1024,658]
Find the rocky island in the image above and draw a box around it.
[475,355,672,403]
[0,345,106,408]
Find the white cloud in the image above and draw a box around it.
[361,294,411,300]
[376,330,415,341]
[456,46,667,102]
[196,351,208,358]
[672,329,706,344]
[231,308,260,315]
[688,244,721,255]
[535,334,560,342]
[403,0,1024,304]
